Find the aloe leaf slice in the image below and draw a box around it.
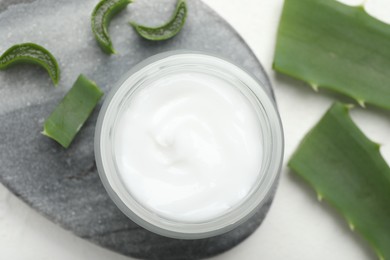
[273,0,390,110]
[0,43,60,85]
[42,74,103,148]
[289,102,390,260]
[91,0,132,54]
[130,0,187,41]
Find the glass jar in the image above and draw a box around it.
[94,51,284,239]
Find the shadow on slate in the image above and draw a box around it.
[0,0,278,259]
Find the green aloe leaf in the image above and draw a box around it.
[129,0,187,41]
[289,102,390,260]
[274,0,390,109]
[42,74,103,148]
[0,43,60,85]
[91,0,132,54]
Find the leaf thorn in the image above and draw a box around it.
[348,221,355,231]
[357,99,366,108]
[310,83,319,92]
[41,129,49,137]
[373,142,381,150]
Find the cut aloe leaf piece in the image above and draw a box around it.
[42,74,103,148]
[130,0,187,41]
[289,102,390,260]
[91,0,132,54]
[274,0,390,110]
[0,43,60,85]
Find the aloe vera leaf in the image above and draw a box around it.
[289,102,390,260]
[0,43,60,85]
[42,74,103,148]
[130,0,187,41]
[273,0,390,110]
[91,0,132,54]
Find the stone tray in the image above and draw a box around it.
[0,0,276,259]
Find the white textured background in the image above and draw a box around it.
[1,0,390,259]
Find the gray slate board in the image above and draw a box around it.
[0,0,277,259]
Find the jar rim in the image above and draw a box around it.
[94,51,284,239]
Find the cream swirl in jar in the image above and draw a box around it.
[114,71,263,222]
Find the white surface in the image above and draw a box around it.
[114,65,263,222]
[1,0,390,259]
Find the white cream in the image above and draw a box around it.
[114,71,263,222]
